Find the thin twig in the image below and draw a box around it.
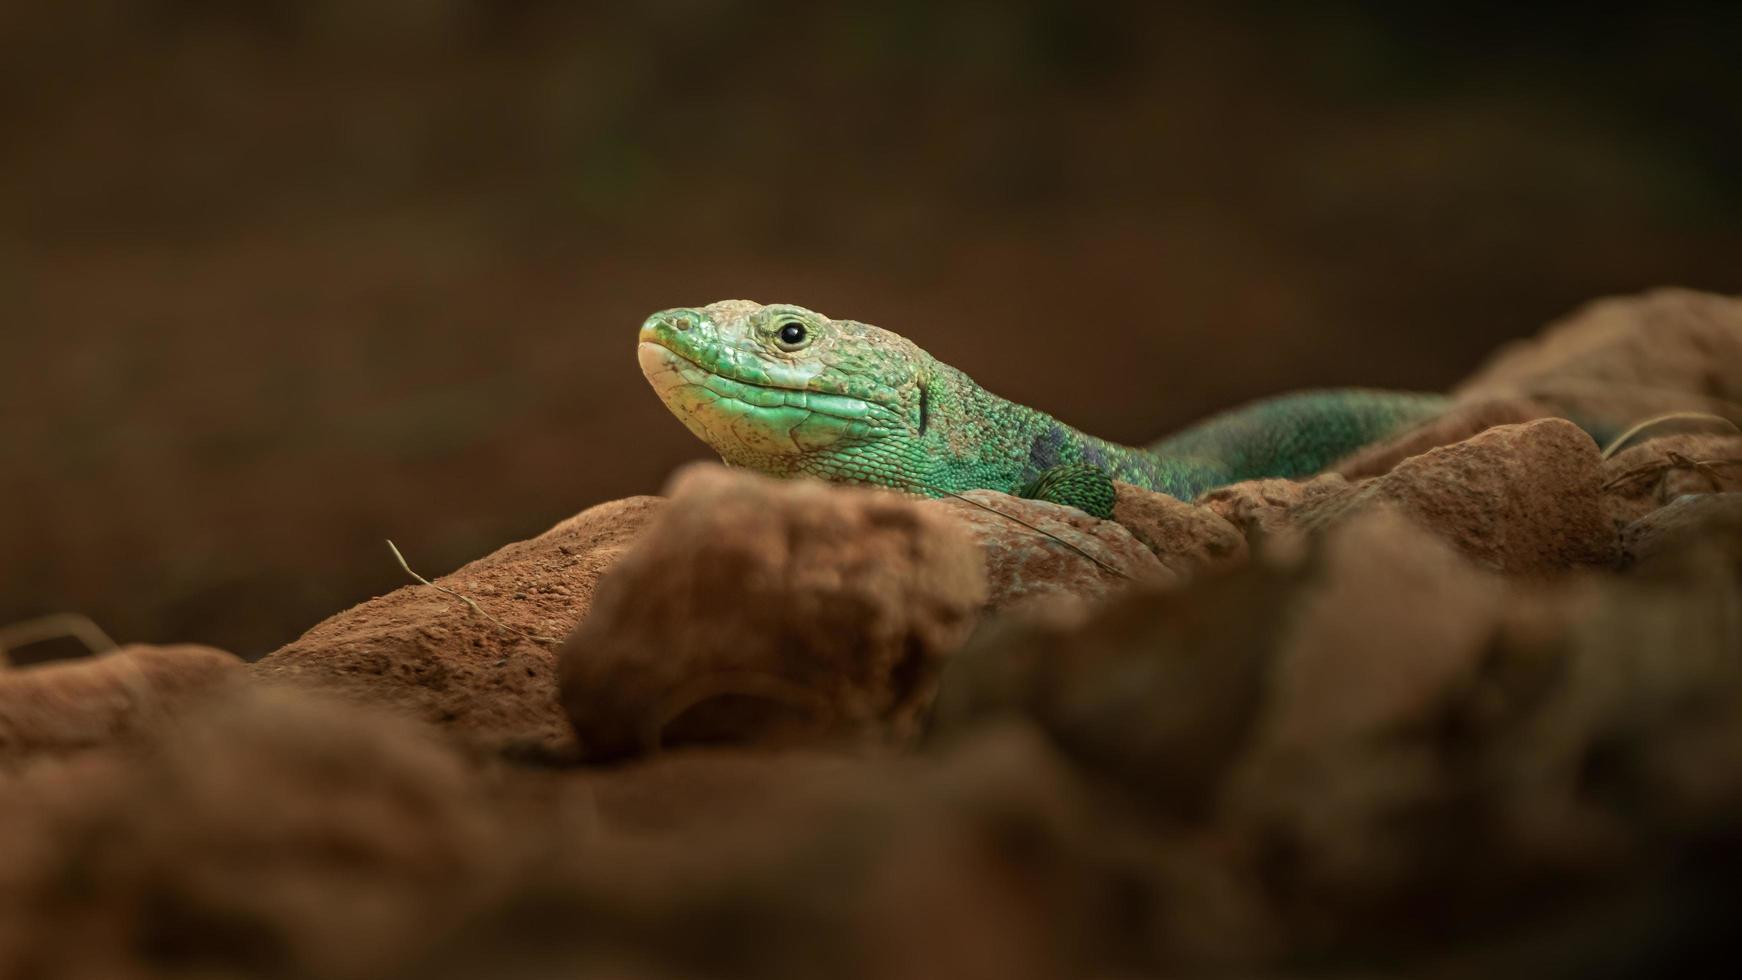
[1600,412,1742,460]
[1599,456,1742,493]
[386,540,562,645]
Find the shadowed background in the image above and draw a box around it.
[4,1,1739,658]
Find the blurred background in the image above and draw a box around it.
[3,1,1739,659]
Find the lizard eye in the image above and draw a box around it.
[775,322,810,351]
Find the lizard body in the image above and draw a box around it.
[638,299,1448,516]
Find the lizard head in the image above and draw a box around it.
[637,300,936,487]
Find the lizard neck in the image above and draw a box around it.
[916,361,1175,495]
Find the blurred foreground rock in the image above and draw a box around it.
[0,689,512,980]
[0,643,242,766]
[559,464,986,760]
[933,506,1742,972]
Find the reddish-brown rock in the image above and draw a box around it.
[1600,432,1742,526]
[559,465,986,760]
[1456,288,1742,429]
[929,490,1169,612]
[1301,419,1617,573]
[1200,474,1354,540]
[255,495,663,753]
[1111,482,1248,577]
[0,644,243,765]
[1333,397,1561,479]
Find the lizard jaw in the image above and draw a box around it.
[638,341,892,462]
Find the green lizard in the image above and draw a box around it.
[638,299,1449,518]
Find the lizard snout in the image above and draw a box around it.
[640,308,701,343]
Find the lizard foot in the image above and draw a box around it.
[1016,464,1116,519]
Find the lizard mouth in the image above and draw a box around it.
[637,340,901,459]
[637,340,891,424]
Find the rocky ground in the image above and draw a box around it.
[4,288,1742,979]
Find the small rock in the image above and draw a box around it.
[1201,474,1353,540]
[0,643,243,765]
[1600,432,1742,526]
[255,495,663,753]
[1111,482,1248,577]
[1301,419,1617,573]
[928,490,1170,613]
[558,465,986,760]
[1333,398,1561,480]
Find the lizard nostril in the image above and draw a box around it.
[673,316,691,331]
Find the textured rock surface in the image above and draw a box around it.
[255,495,662,752]
[1302,419,1617,573]
[1457,287,1742,429]
[928,489,1169,612]
[1600,432,1742,526]
[0,644,243,765]
[1200,473,1354,540]
[1332,397,1560,479]
[1110,481,1248,577]
[559,465,986,760]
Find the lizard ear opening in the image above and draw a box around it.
[917,383,930,436]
